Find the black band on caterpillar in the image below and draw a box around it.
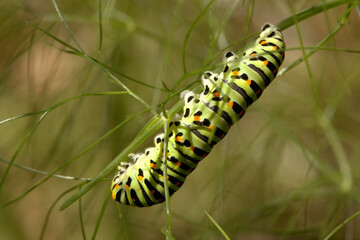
[111,24,285,207]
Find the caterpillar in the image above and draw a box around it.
[111,23,285,207]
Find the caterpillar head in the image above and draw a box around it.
[260,24,283,39]
[258,23,285,50]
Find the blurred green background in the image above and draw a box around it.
[1,0,360,239]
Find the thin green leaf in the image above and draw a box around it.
[277,0,355,31]
[151,0,185,108]
[40,183,88,240]
[324,211,360,240]
[182,0,217,74]
[51,0,85,53]
[205,211,230,240]
[116,204,130,240]
[91,190,111,240]
[79,190,87,240]
[0,158,93,181]
[25,21,79,52]
[98,0,103,52]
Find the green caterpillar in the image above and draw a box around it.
[111,24,285,207]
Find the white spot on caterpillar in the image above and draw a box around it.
[180,90,190,99]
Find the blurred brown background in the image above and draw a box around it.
[1,0,360,239]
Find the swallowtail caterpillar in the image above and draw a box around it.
[111,24,285,207]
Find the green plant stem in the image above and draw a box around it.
[97,0,103,52]
[79,192,87,240]
[277,0,355,31]
[162,118,172,239]
[324,211,360,240]
[51,0,85,53]
[0,158,93,181]
[205,211,230,240]
[116,204,130,239]
[91,190,111,240]
[39,183,87,240]
[182,0,217,74]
